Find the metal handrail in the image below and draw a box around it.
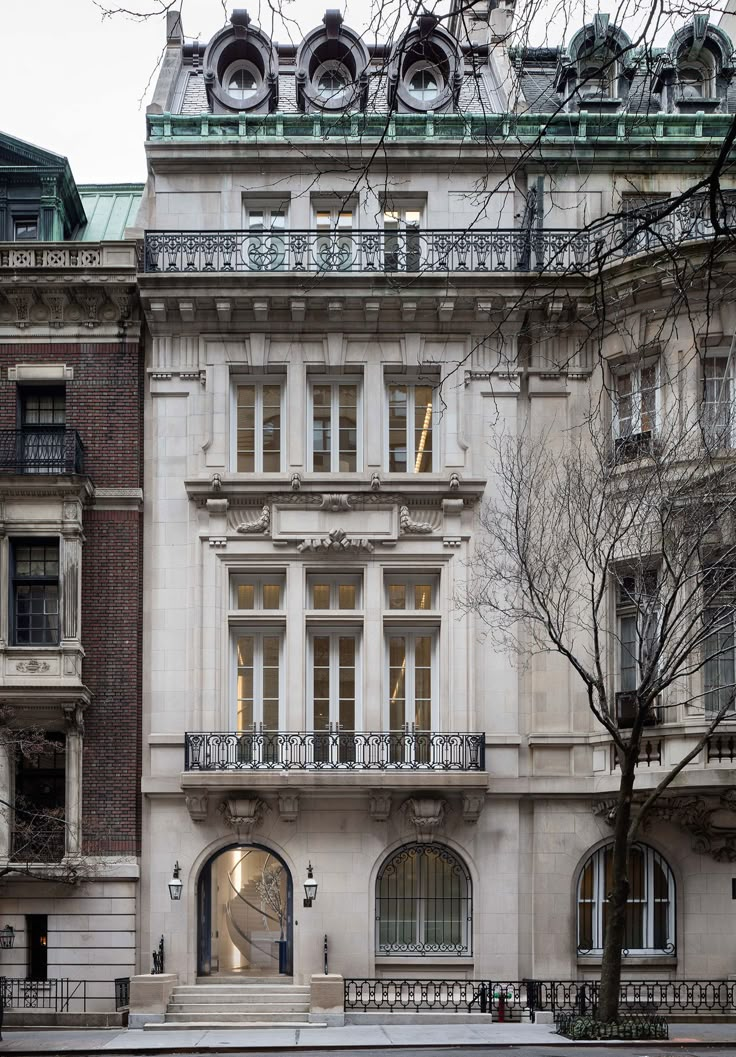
[0,429,84,475]
[184,731,486,772]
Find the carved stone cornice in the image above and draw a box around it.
[593,788,736,862]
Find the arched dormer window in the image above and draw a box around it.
[375,843,472,956]
[295,11,369,113]
[577,843,676,956]
[203,9,278,115]
[658,17,734,113]
[388,14,463,114]
[557,14,633,112]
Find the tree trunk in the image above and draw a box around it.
[596,749,637,1022]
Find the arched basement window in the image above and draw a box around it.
[577,843,675,955]
[376,843,472,956]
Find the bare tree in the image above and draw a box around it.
[465,397,736,1021]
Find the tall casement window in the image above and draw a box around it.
[235,634,282,732]
[383,208,422,271]
[20,387,66,473]
[376,843,472,957]
[309,380,361,472]
[314,206,354,270]
[386,382,435,473]
[615,570,659,727]
[13,734,66,864]
[235,382,283,472]
[702,355,735,449]
[613,361,658,461]
[577,843,675,955]
[12,540,60,646]
[703,563,736,717]
[384,574,438,762]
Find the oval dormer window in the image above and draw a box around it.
[407,62,443,102]
[314,60,350,102]
[224,60,261,101]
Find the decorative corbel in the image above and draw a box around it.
[277,793,299,822]
[462,792,485,824]
[369,793,392,822]
[186,794,209,823]
[403,797,448,840]
[221,796,267,842]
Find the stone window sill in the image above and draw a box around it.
[577,955,677,970]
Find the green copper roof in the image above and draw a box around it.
[75,185,144,241]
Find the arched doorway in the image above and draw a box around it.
[197,844,293,977]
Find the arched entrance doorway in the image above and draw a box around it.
[197,844,293,977]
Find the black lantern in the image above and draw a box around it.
[168,861,183,901]
[303,862,318,907]
[0,925,14,950]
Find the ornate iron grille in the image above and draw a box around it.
[0,430,84,475]
[114,977,130,1011]
[344,977,736,1021]
[0,978,87,1012]
[375,843,472,957]
[184,731,485,771]
[143,200,736,276]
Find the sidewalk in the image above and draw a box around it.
[1,1021,736,1053]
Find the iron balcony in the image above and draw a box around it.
[0,429,84,475]
[184,731,486,772]
[143,203,733,276]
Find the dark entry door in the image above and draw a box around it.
[26,915,47,980]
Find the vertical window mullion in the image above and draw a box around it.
[254,384,263,472]
[406,388,415,470]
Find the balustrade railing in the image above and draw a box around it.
[184,731,485,771]
[344,978,736,1021]
[144,200,736,277]
[0,429,84,475]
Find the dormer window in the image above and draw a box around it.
[676,51,716,99]
[314,61,350,102]
[578,60,614,97]
[224,60,260,101]
[14,217,38,242]
[406,62,442,102]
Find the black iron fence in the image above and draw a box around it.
[0,430,84,475]
[184,731,485,771]
[143,201,736,277]
[344,978,736,1021]
[0,978,87,1012]
[114,977,130,1011]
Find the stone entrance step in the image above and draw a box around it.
[151,979,322,1029]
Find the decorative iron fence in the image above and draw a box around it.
[114,977,130,1011]
[0,978,87,1012]
[344,978,736,1021]
[0,430,84,475]
[184,731,485,771]
[143,201,736,277]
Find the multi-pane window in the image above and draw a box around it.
[616,571,659,726]
[310,381,360,472]
[577,843,675,955]
[244,207,287,271]
[235,383,282,472]
[311,633,359,735]
[12,734,66,863]
[232,574,284,611]
[376,843,472,956]
[387,633,434,733]
[385,576,436,611]
[384,208,422,271]
[307,574,361,610]
[614,363,658,460]
[12,540,60,646]
[20,388,66,473]
[387,383,434,473]
[236,634,281,732]
[13,217,38,241]
[702,356,735,448]
[703,563,736,717]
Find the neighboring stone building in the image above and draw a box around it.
[0,133,143,1019]
[131,1,736,1018]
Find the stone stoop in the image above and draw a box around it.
[144,980,326,1029]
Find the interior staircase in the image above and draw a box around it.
[144,977,325,1029]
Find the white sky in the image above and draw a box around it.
[1,0,730,185]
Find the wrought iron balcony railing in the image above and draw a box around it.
[0,429,84,475]
[184,731,486,771]
[143,202,735,276]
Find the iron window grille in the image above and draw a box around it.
[577,842,675,955]
[11,540,60,646]
[376,843,472,957]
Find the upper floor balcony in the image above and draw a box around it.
[0,429,84,476]
[142,199,733,279]
[185,730,485,772]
